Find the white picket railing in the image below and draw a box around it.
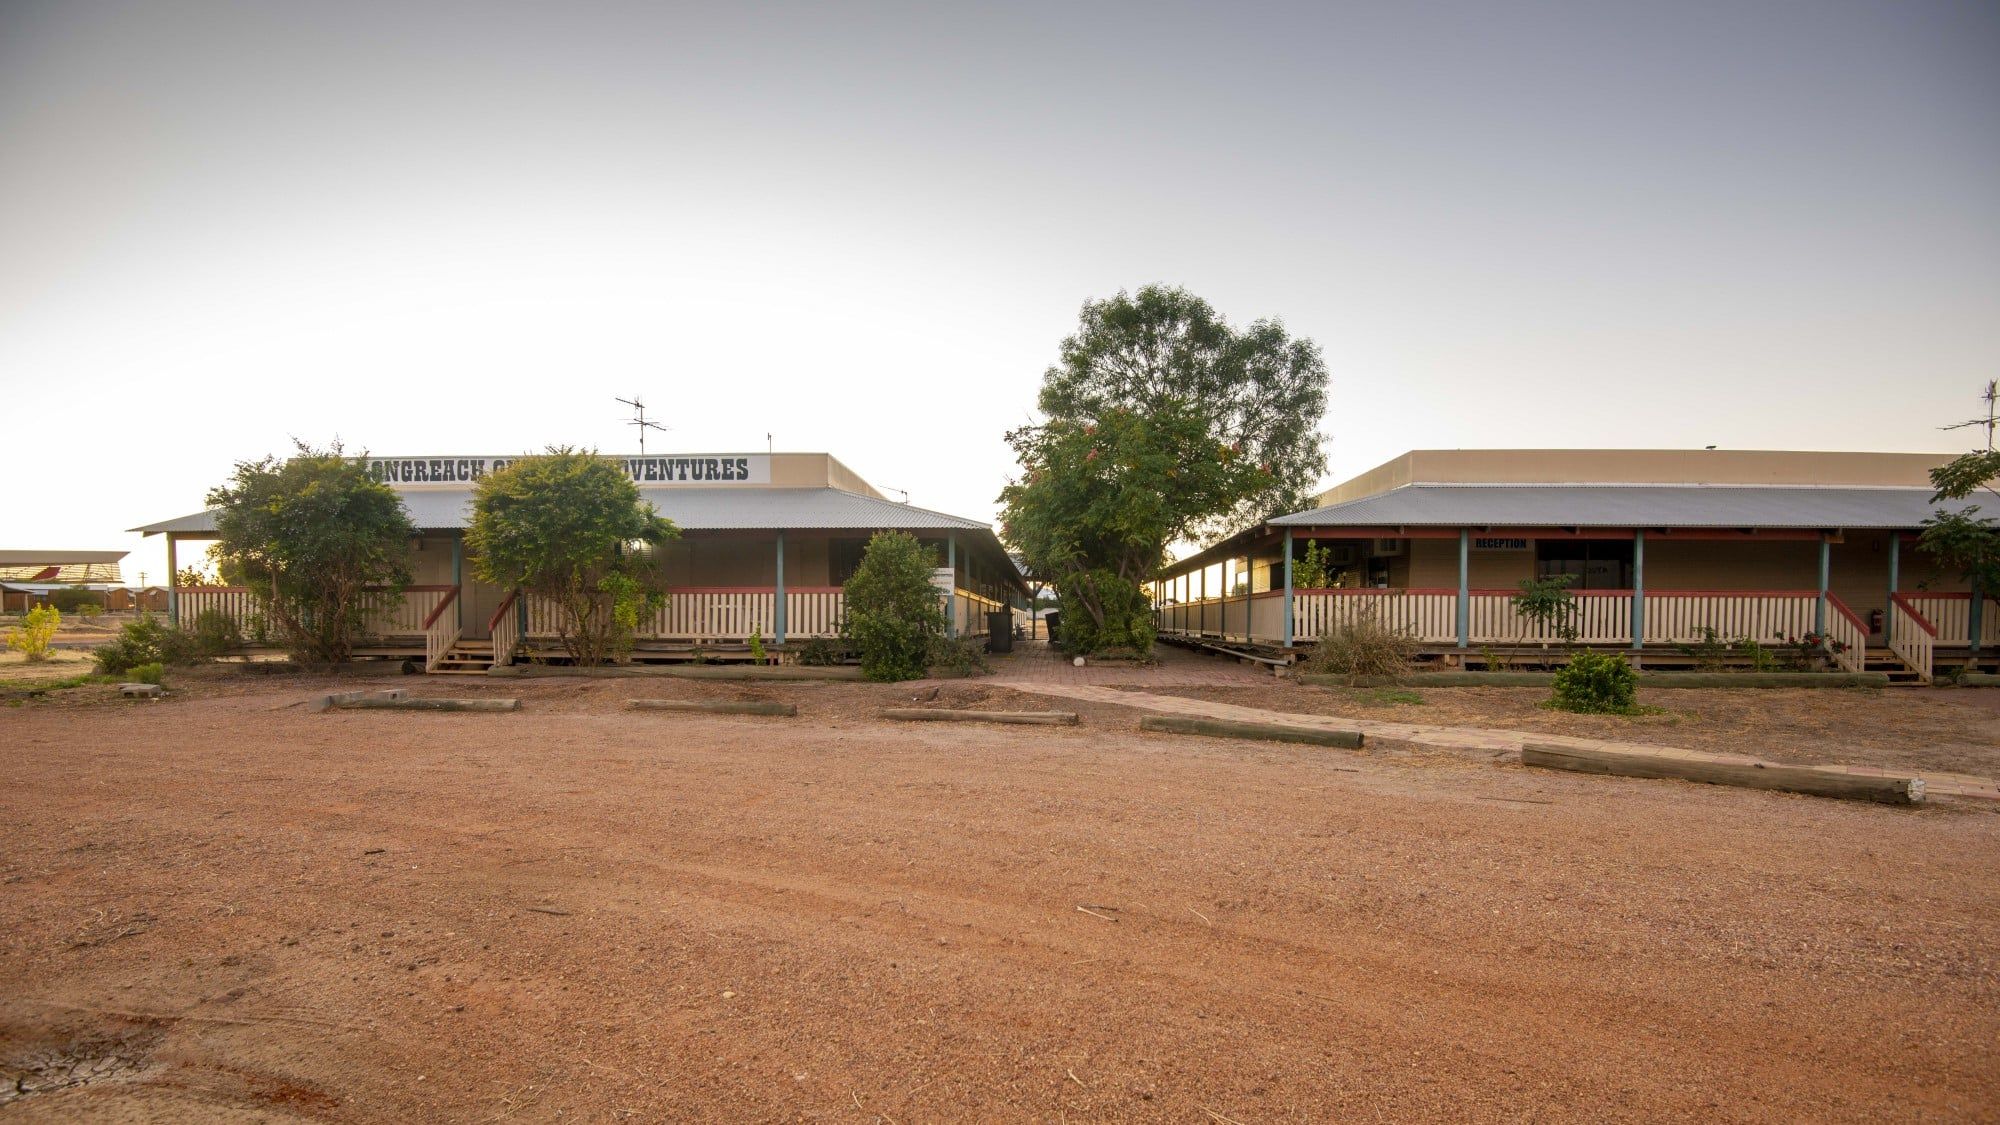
[174,585,453,644]
[525,587,848,642]
[1900,594,2000,648]
[357,587,453,636]
[1889,596,1937,683]
[784,589,844,638]
[488,589,521,668]
[1639,592,1819,647]
[1292,589,1459,643]
[423,588,461,669]
[175,587,259,633]
[1179,588,1853,653]
[1823,594,1868,674]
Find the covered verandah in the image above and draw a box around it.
[1149,484,1994,683]
[135,488,1024,672]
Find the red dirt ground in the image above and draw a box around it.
[2,672,1997,1121]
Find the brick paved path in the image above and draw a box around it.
[984,639,1273,687]
[989,675,2000,802]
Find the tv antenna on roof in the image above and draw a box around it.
[1941,379,1999,451]
[616,396,670,455]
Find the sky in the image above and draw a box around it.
[2,0,1997,584]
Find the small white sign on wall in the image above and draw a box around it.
[931,567,956,599]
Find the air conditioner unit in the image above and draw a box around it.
[1371,538,1404,557]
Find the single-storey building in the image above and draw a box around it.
[1150,449,1994,682]
[135,452,1024,672]
[0,550,129,612]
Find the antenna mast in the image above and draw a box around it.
[1940,380,1999,452]
[616,396,670,455]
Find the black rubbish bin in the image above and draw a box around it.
[1043,610,1061,646]
[986,611,1013,653]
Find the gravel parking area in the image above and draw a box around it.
[2,671,1996,1120]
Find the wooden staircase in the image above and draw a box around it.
[1861,645,1926,684]
[428,638,496,675]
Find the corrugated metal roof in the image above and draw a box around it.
[0,550,127,566]
[1268,483,1982,529]
[132,488,996,534]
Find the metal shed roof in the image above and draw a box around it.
[1268,483,1983,530]
[0,550,127,566]
[132,487,998,536]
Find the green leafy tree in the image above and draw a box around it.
[1510,573,1579,645]
[843,531,946,682]
[1291,541,1334,589]
[1000,286,1330,654]
[209,443,417,662]
[1920,448,1999,594]
[1033,285,1329,543]
[466,448,678,666]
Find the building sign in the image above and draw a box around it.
[1472,537,1533,551]
[363,455,771,487]
[931,566,956,601]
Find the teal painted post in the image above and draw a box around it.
[1200,565,1208,636]
[774,531,787,646]
[1220,559,1229,641]
[1456,530,1470,649]
[1972,580,1986,653]
[1630,530,1645,650]
[452,534,463,629]
[165,534,179,627]
[1282,530,1295,648]
[1885,532,1899,646]
[946,534,957,639]
[1816,535,1831,635]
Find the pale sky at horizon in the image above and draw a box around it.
[3,0,1997,583]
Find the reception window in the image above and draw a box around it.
[1535,540,1633,589]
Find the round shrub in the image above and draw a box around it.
[1551,650,1639,714]
[843,531,946,682]
[190,609,242,657]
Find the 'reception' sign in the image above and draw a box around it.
[363,455,772,487]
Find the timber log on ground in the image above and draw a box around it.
[1521,743,1924,804]
[1139,715,1364,749]
[628,699,798,716]
[879,708,1079,725]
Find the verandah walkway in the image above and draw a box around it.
[985,650,2000,802]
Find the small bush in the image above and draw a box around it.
[927,635,990,677]
[6,605,60,663]
[125,662,165,685]
[793,636,845,666]
[1732,635,1780,672]
[190,609,243,657]
[748,628,767,663]
[1677,626,1728,671]
[844,531,946,683]
[1300,612,1417,682]
[1550,650,1639,714]
[1777,631,1845,672]
[93,614,203,675]
[48,587,101,614]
